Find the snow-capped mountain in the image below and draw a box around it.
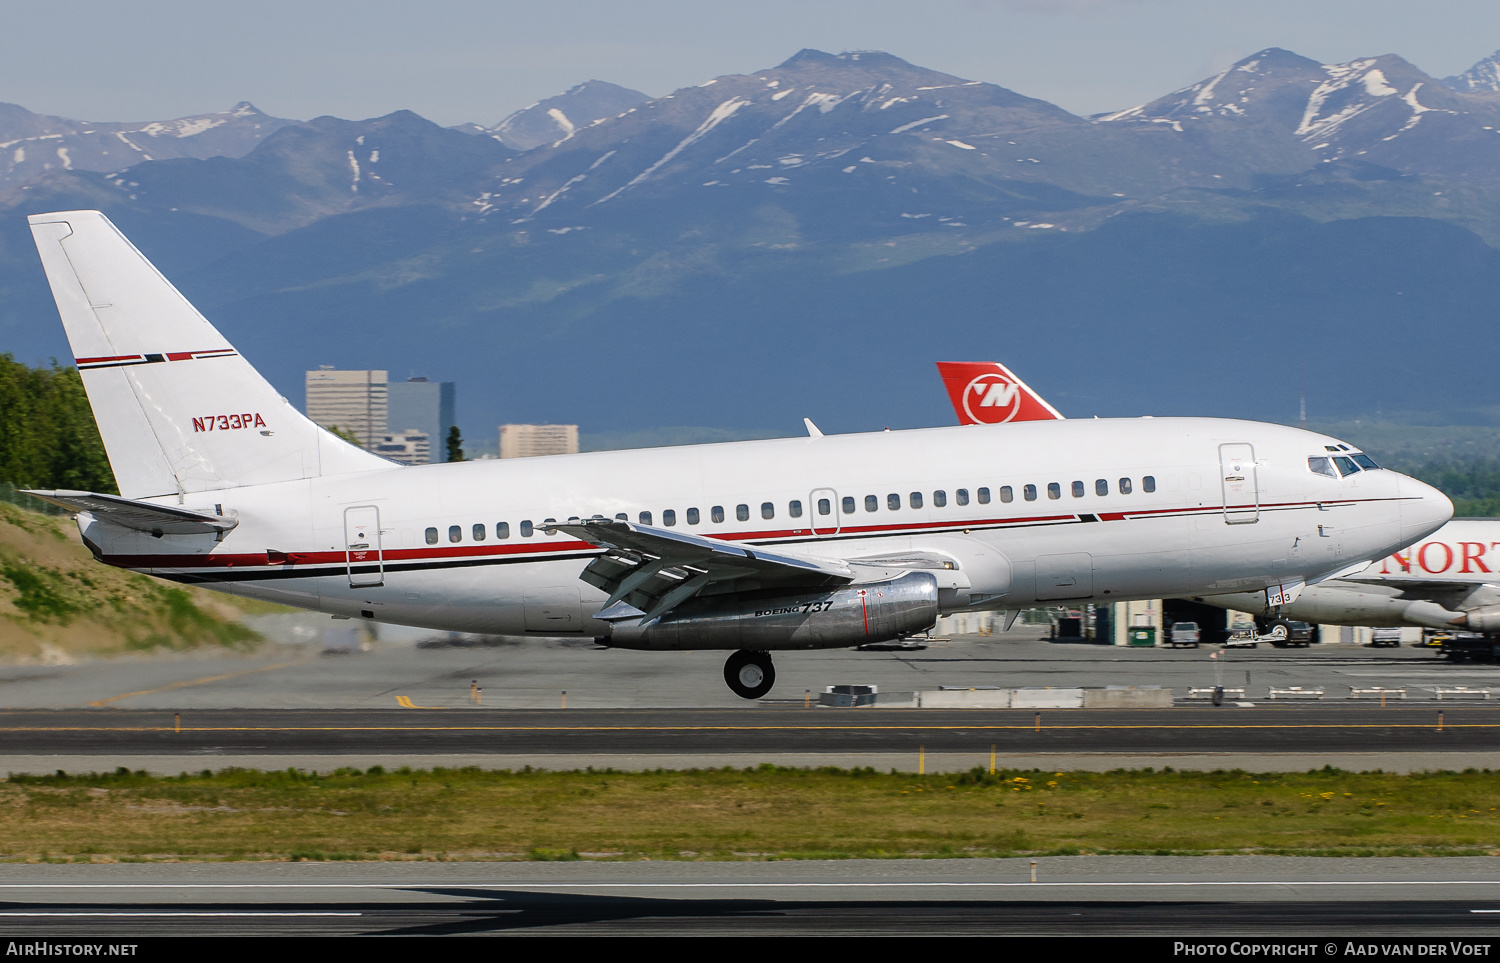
[1098,49,1500,183]
[1444,50,1500,93]
[483,80,650,150]
[0,101,295,193]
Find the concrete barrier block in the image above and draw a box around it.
[873,691,919,708]
[1082,687,1173,708]
[918,689,1012,709]
[1010,687,1084,709]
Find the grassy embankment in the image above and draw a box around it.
[5,765,1500,862]
[0,501,266,661]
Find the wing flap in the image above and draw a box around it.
[541,518,853,621]
[21,489,238,536]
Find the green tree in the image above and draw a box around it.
[445,426,465,463]
[323,424,362,447]
[0,354,115,493]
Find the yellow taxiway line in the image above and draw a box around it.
[86,660,308,707]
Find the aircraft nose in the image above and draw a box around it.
[1397,473,1453,544]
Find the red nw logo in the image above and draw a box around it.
[962,373,1023,424]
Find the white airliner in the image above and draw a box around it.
[22,212,1453,698]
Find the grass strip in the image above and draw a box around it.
[4,764,1500,863]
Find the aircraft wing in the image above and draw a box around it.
[21,489,239,536]
[1337,576,1484,593]
[540,518,854,623]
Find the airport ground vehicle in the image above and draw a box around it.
[1431,632,1500,662]
[1371,627,1404,647]
[22,212,1453,699]
[1168,621,1201,647]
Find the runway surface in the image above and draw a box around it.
[3,859,1500,936]
[0,706,1493,757]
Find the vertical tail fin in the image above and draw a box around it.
[29,210,391,499]
[936,361,1065,426]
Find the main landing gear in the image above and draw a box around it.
[724,650,776,700]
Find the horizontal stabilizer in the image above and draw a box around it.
[22,490,239,536]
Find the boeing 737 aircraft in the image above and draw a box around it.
[22,212,1453,698]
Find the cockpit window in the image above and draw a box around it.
[1308,456,1336,478]
[1333,456,1361,477]
[1352,453,1380,470]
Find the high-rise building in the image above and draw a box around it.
[305,368,387,450]
[372,431,431,466]
[387,378,456,463]
[499,423,579,459]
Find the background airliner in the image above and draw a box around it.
[22,212,1452,698]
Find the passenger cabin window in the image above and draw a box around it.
[789,500,803,518]
[425,527,438,545]
[978,487,991,504]
[1308,456,1337,478]
[663,509,677,527]
[449,525,462,543]
[818,498,831,516]
[842,496,856,514]
[711,506,724,523]
[888,493,900,510]
[956,489,969,506]
[1095,479,1108,497]
[521,520,534,537]
[762,502,775,520]
[1000,486,1013,503]
[639,511,652,525]
[909,492,923,509]
[473,524,486,541]
[737,504,749,522]
[1071,481,1085,498]
[1119,478,1132,494]
[1143,476,1156,493]
[933,490,947,508]
[1333,456,1361,477]
[497,522,510,539]
[1023,485,1036,502]
[1047,483,1061,500]
[865,495,879,512]
[686,508,700,525]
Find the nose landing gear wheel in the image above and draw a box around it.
[724,650,776,700]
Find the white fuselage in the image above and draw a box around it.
[78,417,1450,643]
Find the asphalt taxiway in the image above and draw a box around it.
[2,858,1500,936]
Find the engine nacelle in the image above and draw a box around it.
[604,572,940,651]
[1459,605,1500,633]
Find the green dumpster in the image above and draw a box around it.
[1127,627,1157,647]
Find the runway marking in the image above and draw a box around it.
[395,696,442,709]
[86,660,307,707]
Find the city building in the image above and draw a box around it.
[305,367,387,450]
[387,378,456,463]
[372,431,431,466]
[500,423,579,459]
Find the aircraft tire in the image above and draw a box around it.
[1267,620,1292,647]
[724,650,775,700]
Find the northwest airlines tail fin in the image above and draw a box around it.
[936,361,1065,425]
[29,211,391,499]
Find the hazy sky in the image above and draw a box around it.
[6,1,1500,126]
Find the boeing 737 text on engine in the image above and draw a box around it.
[22,212,1454,698]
